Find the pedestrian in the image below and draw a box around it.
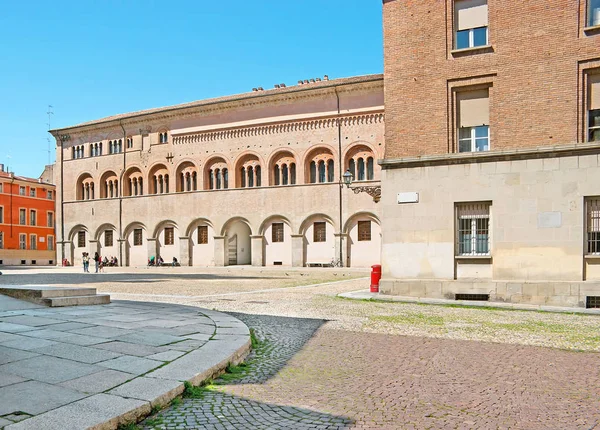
[98,257,105,273]
[82,252,90,273]
[94,252,100,273]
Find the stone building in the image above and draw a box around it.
[380,0,600,307]
[50,75,384,268]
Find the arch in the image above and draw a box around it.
[148,163,170,194]
[343,142,377,182]
[343,211,381,234]
[123,166,144,197]
[341,141,378,164]
[152,219,179,239]
[94,223,118,241]
[123,221,148,267]
[233,151,264,188]
[303,146,336,184]
[258,214,293,236]
[298,213,337,235]
[68,224,89,241]
[75,173,95,201]
[204,155,230,190]
[220,216,253,236]
[175,160,198,192]
[268,150,297,186]
[123,221,147,238]
[99,170,119,198]
[185,218,216,237]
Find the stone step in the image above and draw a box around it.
[43,294,111,307]
[0,286,97,300]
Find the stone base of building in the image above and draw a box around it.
[0,250,56,267]
[379,278,600,308]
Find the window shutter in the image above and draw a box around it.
[456,0,488,31]
[589,74,600,110]
[458,89,489,128]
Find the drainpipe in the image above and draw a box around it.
[334,87,344,267]
[59,137,65,264]
[9,174,13,239]
[119,120,126,267]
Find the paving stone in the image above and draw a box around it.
[59,369,135,394]
[0,417,11,427]
[31,343,122,364]
[92,341,166,357]
[19,329,74,340]
[0,316,66,327]
[0,336,57,351]
[145,350,186,362]
[0,381,86,415]
[57,333,110,346]
[42,322,94,332]
[98,355,163,374]
[118,331,186,347]
[109,376,183,406]
[0,323,37,333]
[68,326,136,339]
[184,333,212,342]
[0,371,28,388]
[0,332,23,343]
[168,339,209,352]
[0,355,102,383]
[0,346,39,365]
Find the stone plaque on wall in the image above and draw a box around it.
[537,211,562,228]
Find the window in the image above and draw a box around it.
[19,186,25,196]
[77,231,86,248]
[586,197,600,254]
[457,89,490,152]
[272,223,284,243]
[0,183,3,193]
[455,0,488,50]
[588,74,600,142]
[456,202,490,256]
[0,207,3,223]
[30,210,36,226]
[47,190,53,200]
[48,235,54,251]
[105,230,113,247]
[164,227,174,245]
[198,226,208,244]
[127,137,133,148]
[19,234,26,250]
[29,188,36,197]
[47,212,54,228]
[30,234,37,250]
[19,209,26,225]
[159,132,168,143]
[357,221,371,241]
[313,222,326,242]
[0,232,3,249]
[133,228,143,246]
[589,0,600,27]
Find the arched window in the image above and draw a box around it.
[274,165,280,186]
[357,158,365,181]
[139,178,143,195]
[132,180,136,196]
[118,139,122,153]
[192,172,197,190]
[240,167,246,188]
[209,170,214,189]
[349,158,356,180]
[290,163,296,185]
[216,169,222,189]
[282,164,288,185]
[310,161,317,183]
[248,166,254,187]
[318,161,326,183]
[164,175,169,193]
[99,142,103,155]
[223,169,228,189]
[159,176,164,194]
[327,159,334,183]
[367,157,374,180]
[185,173,191,191]
[255,166,261,187]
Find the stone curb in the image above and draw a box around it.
[5,309,252,430]
[338,289,600,315]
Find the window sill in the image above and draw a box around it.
[451,45,494,57]
[584,254,600,259]
[583,24,600,35]
[455,255,492,261]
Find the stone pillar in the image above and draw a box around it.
[214,236,226,266]
[59,241,72,266]
[291,234,304,267]
[117,239,126,267]
[147,238,158,261]
[179,236,190,266]
[250,235,264,267]
[334,233,349,267]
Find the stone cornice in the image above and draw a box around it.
[379,142,600,169]
[172,112,384,144]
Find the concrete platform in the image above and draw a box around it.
[0,286,110,307]
[0,294,251,429]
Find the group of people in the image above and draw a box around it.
[148,256,180,267]
[81,252,118,273]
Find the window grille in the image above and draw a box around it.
[313,222,326,243]
[358,221,371,241]
[456,202,490,256]
[77,231,86,248]
[165,227,174,245]
[134,229,143,246]
[198,226,208,244]
[105,230,113,247]
[586,197,600,254]
[272,223,284,243]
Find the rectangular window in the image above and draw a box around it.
[77,231,86,248]
[589,0,600,26]
[19,186,25,196]
[0,232,3,249]
[29,188,36,197]
[47,212,54,228]
[47,190,53,200]
[0,207,3,223]
[19,234,26,250]
[0,183,3,193]
[134,228,143,246]
[313,222,326,243]
[457,89,490,152]
[105,230,113,247]
[456,202,490,256]
[588,74,600,142]
[48,235,54,251]
[586,197,600,254]
[357,221,372,241]
[30,235,37,250]
[198,226,208,244]
[164,227,174,245]
[30,210,36,226]
[455,0,488,49]
[19,209,26,225]
[272,223,284,243]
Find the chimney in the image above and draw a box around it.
[0,163,4,172]
[258,87,264,91]
[303,79,309,84]
[316,78,321,82]
[324,75,329,81]
[298,80,304,85]
[274,84,280,89]
[252,88,258,92]
[280,83,286,88]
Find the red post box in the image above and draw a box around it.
[370,264,381,293]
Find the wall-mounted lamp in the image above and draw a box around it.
[343,169,381,203]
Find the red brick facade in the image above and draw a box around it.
[383,0,600,159]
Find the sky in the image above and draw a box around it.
[0,0,383,179]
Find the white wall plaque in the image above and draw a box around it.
[397,192,419,204]
[537,211,562,229]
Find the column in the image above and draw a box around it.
[179,236,190,266]
[117,239,126,267]
[250,235,265,267]
[213,236,226,266]
[291,234,304,267]
[334,233,349,267]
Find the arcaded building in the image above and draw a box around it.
[380,0,600,307]
[50,75,384,268]
[0,165,56,266]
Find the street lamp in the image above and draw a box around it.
[343,169,381,203]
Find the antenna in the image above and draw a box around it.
[46,105,54,165]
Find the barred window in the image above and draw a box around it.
[586,197,600,254]
[19,234,26,250]
[105,230,113,247]
[19,209,26,225]
[47,212,54,228]
[456,202,490,256]
[133,228,143,246]
[198,226,208,244]
[272,223,284,243]
[77,231,86,248]
[30,235,37,250]
[48,235,54,251]
[313,222,326,243]
[165,227,174,245]
[30,210,36,226]
[358,221,371,241]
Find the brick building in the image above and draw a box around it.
[379,0,600,307]
[0,165,56,266]
[50,75,384,268]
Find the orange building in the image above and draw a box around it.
[0,165,56,266]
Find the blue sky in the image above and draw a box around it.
[0,0,383,179]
